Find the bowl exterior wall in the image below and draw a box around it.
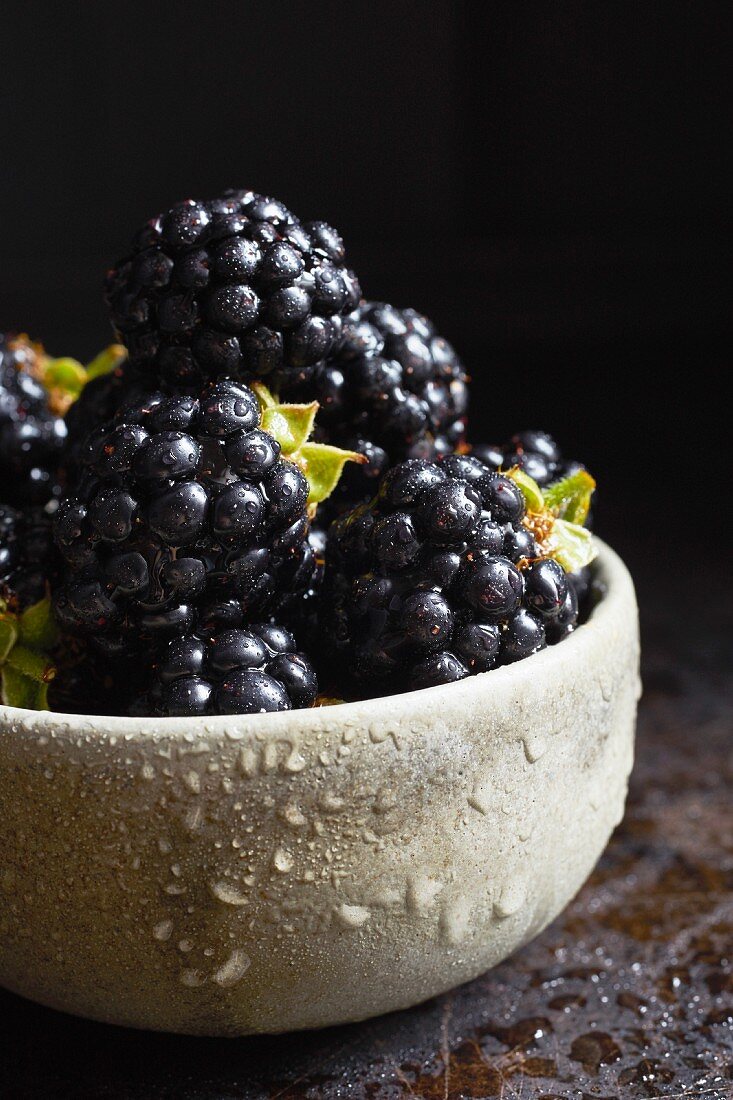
[0,542,639,1035]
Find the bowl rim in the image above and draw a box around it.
[0,537,633,738]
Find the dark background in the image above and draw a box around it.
[2,1,730,565]
[1,5,732,1095]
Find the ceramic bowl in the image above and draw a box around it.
[0,538,639,1036]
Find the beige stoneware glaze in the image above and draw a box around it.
[0,539,639,1036]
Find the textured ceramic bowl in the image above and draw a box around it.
[0,539,639,1036]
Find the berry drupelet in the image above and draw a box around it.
[282,302,469,512]
[105,191,360,387]
[324,456,583,693]
[53,378,317,658]
[0,333,66,505]
[137,622,317,716]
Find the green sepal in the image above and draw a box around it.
[506,462,597,574]
[41,356,87,400]
[251,382,364,506]
[6,644,53,681]
[506,467,545,512]
[1,664,51,710]
[546,519,598,573]
[1,597,57,711]
[85,344,127,382]
[0,618,19,663]
[261,401,318,455]
[299,443,366,506]
[37,345,126,416]
[18,598,59,652]
[251,382,278,410]
[542,469,596,525]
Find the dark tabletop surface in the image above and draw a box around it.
[1,533,731,1100]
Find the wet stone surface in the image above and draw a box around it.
[1,564,732,1098]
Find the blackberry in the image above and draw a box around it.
[0,334,66,505]
[53,378,317,658]
[105,191,360,387]
[324,455,584,694]
[137,624,317,716]
[282,302,468,512]
[471,429,584,489]
[0,504,55,611]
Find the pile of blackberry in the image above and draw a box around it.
[105,191,360,387]
[0,333,66,505]
[2,185,596,716]
[282,302,469,513]
[324,455,581,692]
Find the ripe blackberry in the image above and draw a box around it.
[324,455,584,693]
[53,378,317,658]
[0,334,66,505]
[0,504,55,611]
[472,429,583,489]
[282,302,468,512]
[105,191,360,387]
[136,623,317,716]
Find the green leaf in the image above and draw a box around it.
[1,664,51,710]
[505,467,545,512]
[85,344,127,382]
[261,401,318,455]
[543,469,596,525]
[0,617,19,663]
[546,519,598,573]
[19,598,59,652]
[299,443,366,506]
